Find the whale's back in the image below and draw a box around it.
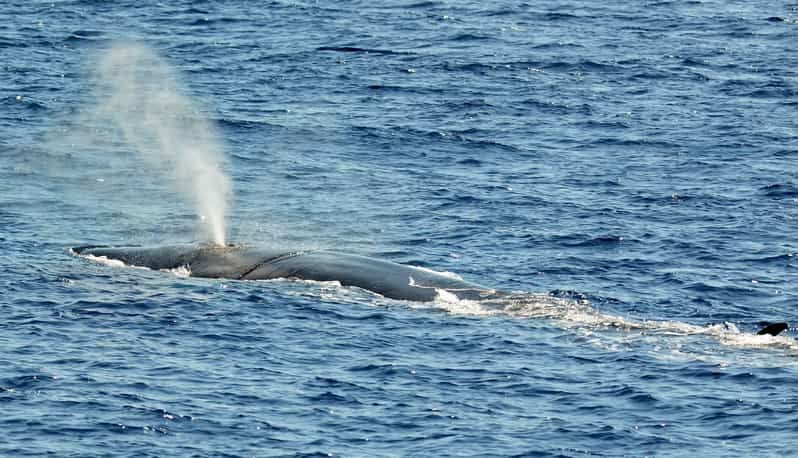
[245,251,487,302]
[74,244,490,301]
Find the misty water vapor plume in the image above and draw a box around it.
[92,42,231,245]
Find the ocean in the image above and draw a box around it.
[2,1,797,456]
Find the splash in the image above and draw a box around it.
[430,290,798,353]
[92,43,230,245]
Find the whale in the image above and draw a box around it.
[72,243,790,337]
[72,243,496,303]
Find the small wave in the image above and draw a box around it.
[3,95,48,111]
[69,29,104,38]
[184,7,210,14]
[680,57,711,67]
[348,363,404,376]
[402,1,442,9]
[760,183,798,198]
[684,281,755,295]
[0,374,54,391]
[743,253,796,264]
[767,16,797,23]
[483,8,517,17]
[531,41,584,50]
[587,137,678,148]
[351,124,523,155]
[631,70,670,80]
[521,98,591,114]
[317,46,411,55]
[389,1,441,9]
[64,30,108,45]
[450,33,493,42]
[575,119,631,129]
[306,391,362,405]
[748,85,797,98]
[216,117,278,131]
[534,12,581,21]
[551,234,629,248]
[539,59,620,73]
[718,79,797,98]
[365,84,441,95]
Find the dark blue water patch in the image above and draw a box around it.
[742,252,797,266]
[448,33,495,42]
[680,57,713,68]
[573,119,632,130]
[538,11,582,21]
[456,158,481,166]
[305,390,363,406]
[375,1,445,11]
[183,7,211,15]
[521,98,593,114]
[586,136,679,149]
[216,117,281,132]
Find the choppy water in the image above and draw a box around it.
[3,1,798,456]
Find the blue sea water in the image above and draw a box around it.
[3,0,798,456]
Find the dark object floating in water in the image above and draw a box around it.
[767,16,785,22]
[757,322,789,336]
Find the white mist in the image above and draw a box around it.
[93,43,231,245]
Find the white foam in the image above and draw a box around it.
[433,288,498,316]
[286,278,344,289]
[165,265,192,278]
[80,254,197,280]
[430,289,798,353]
[81,253,130,269]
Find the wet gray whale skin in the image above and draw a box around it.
[73,244,492,302]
